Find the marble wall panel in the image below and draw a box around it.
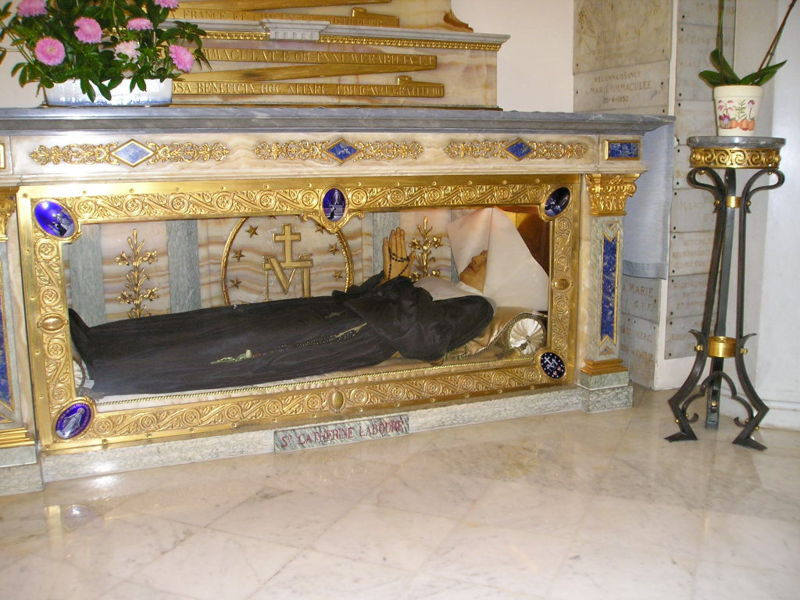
[667,273,708,319]
[679,0,736,26]
[671,188,716,232]
[676,22,735,102]
[669,231,713,276]
[574,0,672,73]
[621,275,661,322]
[619,314,657,386]
[665,314,702,358]
[675,102,714,149]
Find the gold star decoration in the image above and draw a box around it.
[229,278,242,289]
[233,249,245,261]
[333,271,344,280]
[246,225,259,237]
[328,243,340,255]
[314,223,326,233]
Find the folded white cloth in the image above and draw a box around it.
[447,207,549,312]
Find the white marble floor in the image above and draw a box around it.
[1,387,799,600]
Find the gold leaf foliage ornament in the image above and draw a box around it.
[29,141,230,168]
[116,229,159,319]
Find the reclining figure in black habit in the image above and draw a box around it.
[69,228,495,396]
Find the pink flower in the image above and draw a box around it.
[74,17,103,44]
[127,17,153,31]
[155,0,180,7]
[34,37,65,66]
[169,45,194,72]
[17,0,47,17]
[115,41,140,60]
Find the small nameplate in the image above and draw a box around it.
[274,414,409,452]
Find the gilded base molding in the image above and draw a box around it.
[0,427,35,449]
[580,358,627,376]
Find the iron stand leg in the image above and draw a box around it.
[666,166,784,450]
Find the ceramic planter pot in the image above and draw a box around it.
[713,85,763,136]
[44,78,173,107]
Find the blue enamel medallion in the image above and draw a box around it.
[601,235,619,341]
[0,302,9,409]
[322,188,347,222]
[34,201,75,238]
[55,402,93,439]
[544,187,571,217]
[540,351,566,379]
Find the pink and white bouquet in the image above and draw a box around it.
[0,0,207,101]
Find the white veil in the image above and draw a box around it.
[447,208,549,311]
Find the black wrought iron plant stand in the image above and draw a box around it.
[666,137,785,451]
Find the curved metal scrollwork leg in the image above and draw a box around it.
[666,161,784,451]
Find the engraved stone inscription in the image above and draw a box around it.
[671,189,716,232]
[275,414,410,451]
[621,275,661,322]
[574,61,669,112]
[669,231,713,276]
[666,315,703,359]
[619,315,657,385]
[667,273,707,319]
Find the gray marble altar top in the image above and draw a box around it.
[688,135,786,149]
[0,106,673,136]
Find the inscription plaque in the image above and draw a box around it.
[667,273,707,318]
[671,189,716,232]
[619,315,658,385]
[669,231,713,276]
[275,414,410,451]
[574,61,669,112]
[621,275,661,322]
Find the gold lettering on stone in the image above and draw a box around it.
[203,47,437,67]
[173,80,445,98]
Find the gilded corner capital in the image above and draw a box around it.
[0,187,18,242]
[586,173,639,216]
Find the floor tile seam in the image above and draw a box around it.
[308,499,465,570]
[701,507,800,530]
[255,545,415,593]
[199,484,297,530]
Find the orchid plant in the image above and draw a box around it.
[0,0,208,101]
[700,0,796,87]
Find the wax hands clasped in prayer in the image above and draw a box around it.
[69,208,547,396]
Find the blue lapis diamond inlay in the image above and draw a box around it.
[601,235,619,342]
[55,402,93,439]
[34,200,75,238]
[326,140,359,163]
[505,139,533,160]
[112,139,155,167]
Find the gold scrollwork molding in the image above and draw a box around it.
[0,188,17,242]
[29,141,230,168]
[254,139,423,163]
[586,173,639,216]
[444,140,589,161]
[689,146,781,169]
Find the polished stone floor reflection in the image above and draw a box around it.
[2,387,799,599]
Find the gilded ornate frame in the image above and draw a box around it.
[16,173,580,453]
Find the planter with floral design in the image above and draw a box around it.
[713,85,763,136]
[44,78,173,107]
